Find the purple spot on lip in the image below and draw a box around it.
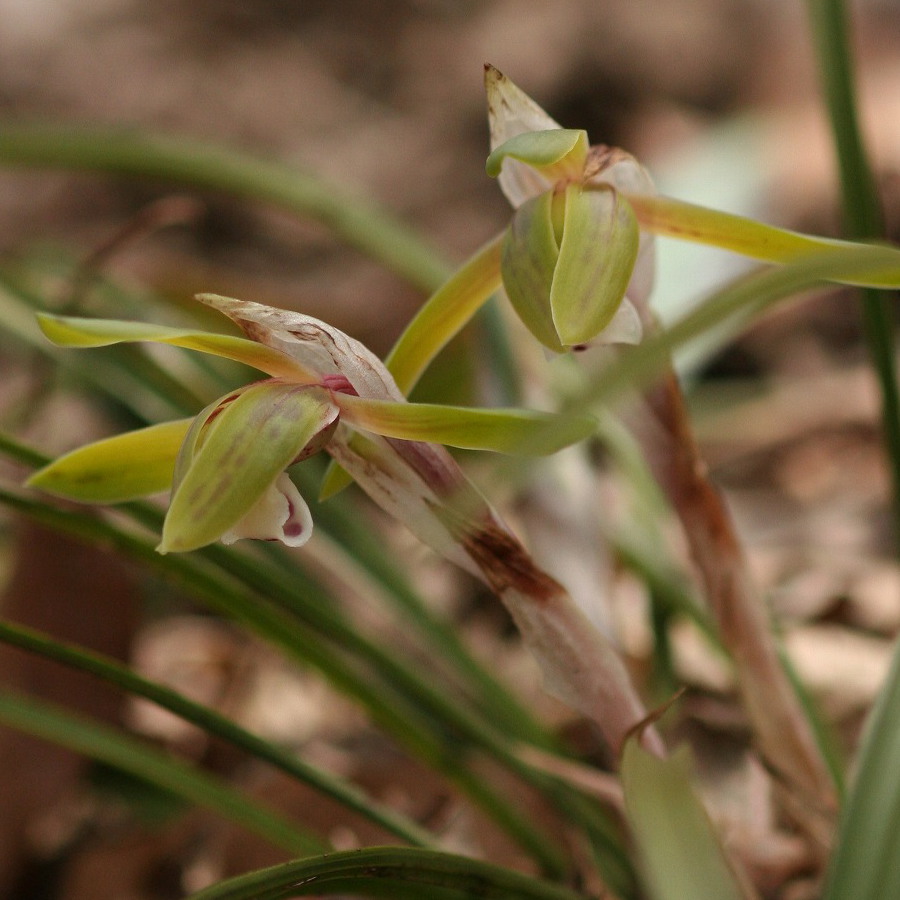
[283,498,305,538]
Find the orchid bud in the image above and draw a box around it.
[500,179,640,352]
[485,70,653,351]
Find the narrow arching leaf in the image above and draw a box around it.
[501,192,565,351]
[0,619,436,848]
[625,192,900,287]
[161,382,337,552]
[337,395,596,455]
[622,740,749,900]
[0,688,322,855]
[822,643,900,900]
[0,123,450,294]
[486,129,588,180]
[36,313,314,379]
[550,185,639,346]
[27,419,191,502]
[186,846,588,900]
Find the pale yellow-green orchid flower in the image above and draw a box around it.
[27,294,595,555]
[485,64,655,352]
[355,66,900,438]
[480,65,900,360]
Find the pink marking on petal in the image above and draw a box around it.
[320,373,358,395]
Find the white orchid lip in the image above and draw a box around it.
[220,471,313,547]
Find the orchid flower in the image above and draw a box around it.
[462,66,900,362]
[485,64,655,352]
[355,67,900,444]
[26,294,659,754]
[27,294,595,556]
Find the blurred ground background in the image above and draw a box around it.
[2,1,900,898]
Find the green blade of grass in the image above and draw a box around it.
[806,0,900,551]
[822,639,900,899]
[0,124,450,293]
[0,478,573,877]
[0,688,323,855]
[0,618,437,848]
[185,846,589,900]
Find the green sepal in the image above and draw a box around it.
[486,129,588,180]
[550,185,639,345]
[160,382,337,553]
[336,395,596,455]
[26,419,192,503]
[36,313,314,380]
[501,191,565,352]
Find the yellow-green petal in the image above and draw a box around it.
[336,395,596,456]
[160,383,337,553]
[550,185,639,346]
[27,419,191,503]
[36,314,314,380]
[501,191,565,352]
[625,192,900,288]
[485,129,589,181]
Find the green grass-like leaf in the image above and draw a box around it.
[0,688,323,855]
[0,618,437,847]
[622,741,747,900]
[823,641,900,899]
[186,846,588,900]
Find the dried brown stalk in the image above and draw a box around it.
[638,368,837,848]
